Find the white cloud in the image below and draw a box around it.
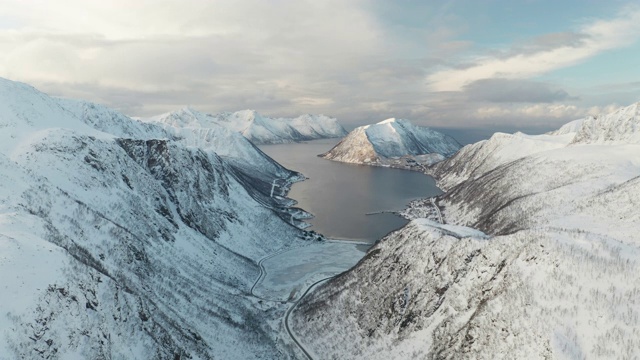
[426,7,640,91]
[293,97,334,106]
[0,0,385,116]
[0,0,635,134]
[586,104,622,117]
[475,104,581,119]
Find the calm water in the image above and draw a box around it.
[260,139,442,242]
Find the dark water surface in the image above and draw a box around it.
[260,139,442,242]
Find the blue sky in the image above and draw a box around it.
[0,0,638,135]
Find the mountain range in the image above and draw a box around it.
[3,75,639,359]
[144,107,347,145]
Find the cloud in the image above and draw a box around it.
[426,7,640,91]
[0,0,635,136]
[463,78,575,103]
[525,32,590,51]
[474,104,581,119]
[0,0,386,117]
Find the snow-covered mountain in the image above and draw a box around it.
[292,102,640,359]
[320,118,461,169]
[0,78,311,359]
[571,102,640,144]
[144,107,347,145]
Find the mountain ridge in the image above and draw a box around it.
[0,77,310,359]
[144,107,347,145]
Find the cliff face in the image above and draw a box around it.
[0,78,307,359]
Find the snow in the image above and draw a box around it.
[548,118,585,135]
[0,78,104,154]
[412,218,489,239]
[292,101,640,359]
[571,102,640,144]
[143,107,347,145]
[0,77,313,359]
[4,74,639,358]
[254,241,366,301]
[432,130,577,191]
[321,117,461,168]
[0,158,69,327]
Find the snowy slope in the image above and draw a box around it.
[0,78,104,154]
[58,98,172,140]
[320,118,460,168]
[0,78,309,359]
[145,107,347,145]
[571,102,640,144]
[138,107,304,205]
[292,102,640,359]
[431,131,575,191]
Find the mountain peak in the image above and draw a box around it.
[321,117,460,167]
[571,100,640,144]
[143,108,346,145]
[378,118,398,124]
[234,109,261,118]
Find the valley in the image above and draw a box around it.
[2,2,640,359]
[1,77,639,359]
[0,77,446,359]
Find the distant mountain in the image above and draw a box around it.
[292,102,640,359]
[320,118,461,169]
[144,107,347,145]
[571,102,640,144]
[0,78,310,359]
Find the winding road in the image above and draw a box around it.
[250,241,364,359]
[251,201,439,359]
[249,246,339,359]
[430,197,444,224]
[284,276,334,360]
[250,248,291,301]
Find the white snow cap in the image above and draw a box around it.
[142,108,347,144]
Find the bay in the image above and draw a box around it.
[260,139,442,242]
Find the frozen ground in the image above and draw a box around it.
[254,241,368,302]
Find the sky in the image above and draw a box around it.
[0,0,639,137]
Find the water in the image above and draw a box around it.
[260,139,442,242]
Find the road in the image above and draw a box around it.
[250,245,347,359]
[430,197,444,224]
[250,248,292,301]
[249,247,334,359]
[284,276,334,360]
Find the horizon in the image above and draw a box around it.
[0,0,639,134]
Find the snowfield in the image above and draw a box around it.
[320,118,460,169]
[143,107,347,145]
[292,102,640,359]
[0,78,315,359]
